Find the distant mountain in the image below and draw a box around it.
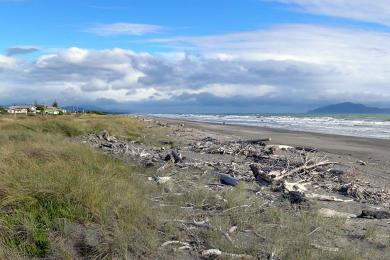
[308,102,390,114]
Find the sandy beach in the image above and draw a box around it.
[75,115,390,258]
[160,117,390,187]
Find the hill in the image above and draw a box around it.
[308,102,390,114]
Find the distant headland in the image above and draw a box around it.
[308,102,390,114]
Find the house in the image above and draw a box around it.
[45,107,66,115]
[7,106,37,115]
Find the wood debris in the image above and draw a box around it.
[318,208,357,219]
[357,210,390,219]
[201,249,255,259]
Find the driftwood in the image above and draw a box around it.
[201,249,254,259]
[233,138,271,145]
[274,161,338,181]
[357,160,367,166]
[250,164,273,185]
[318,208,357,219]
[306,193,354,202]
[357,210,390,219]
[169,219,212,229]
[266,145,294,152]
[296,146,318,153]
[282,182,353,203]
[160,240,190,248]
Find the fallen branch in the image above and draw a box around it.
[201,249,255,259]
[306,193,354,202]
[222,204,250,213]
[308,227,321,236]
[168,219,212,229]
[274,161,339,181]
[160,240,190,248]
[220,228,234,245]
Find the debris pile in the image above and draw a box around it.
[79,128,389,208]
[191,137,269,156]
[188,136,389,206]
[337,182,390,205]
[80,131,162,167]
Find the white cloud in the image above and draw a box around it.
[85,23,164,36]
[2,24,390,111]
[0,55,19,69]
[273,0,390,26]
[190,84,277,98]
[151,24,390,93]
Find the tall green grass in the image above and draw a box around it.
[0,115,160,258]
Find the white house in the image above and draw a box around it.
[45,107,66,115]
[7,106,37,115]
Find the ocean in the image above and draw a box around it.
[153,113,390,140]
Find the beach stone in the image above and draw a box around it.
[219,173,239,187]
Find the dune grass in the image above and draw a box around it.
[0,115,163,258]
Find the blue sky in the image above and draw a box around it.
[1,0,390,112]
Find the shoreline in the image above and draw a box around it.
[154,116,390,187]
[156,117,390,153]
[157,116,390,140]
[149,114,390,140]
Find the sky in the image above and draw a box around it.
[1,0,390,113]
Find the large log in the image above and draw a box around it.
[357,210,390,219]
[232,138,271,145]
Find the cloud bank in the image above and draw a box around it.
[2,24,390,112]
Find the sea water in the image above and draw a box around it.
[153,113,390,140]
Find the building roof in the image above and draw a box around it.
[45,107,63,111]
[8,106,35,110]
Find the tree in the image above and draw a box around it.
[52,100,59,108]
[0,106,6,114]
[36,104,45,114]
